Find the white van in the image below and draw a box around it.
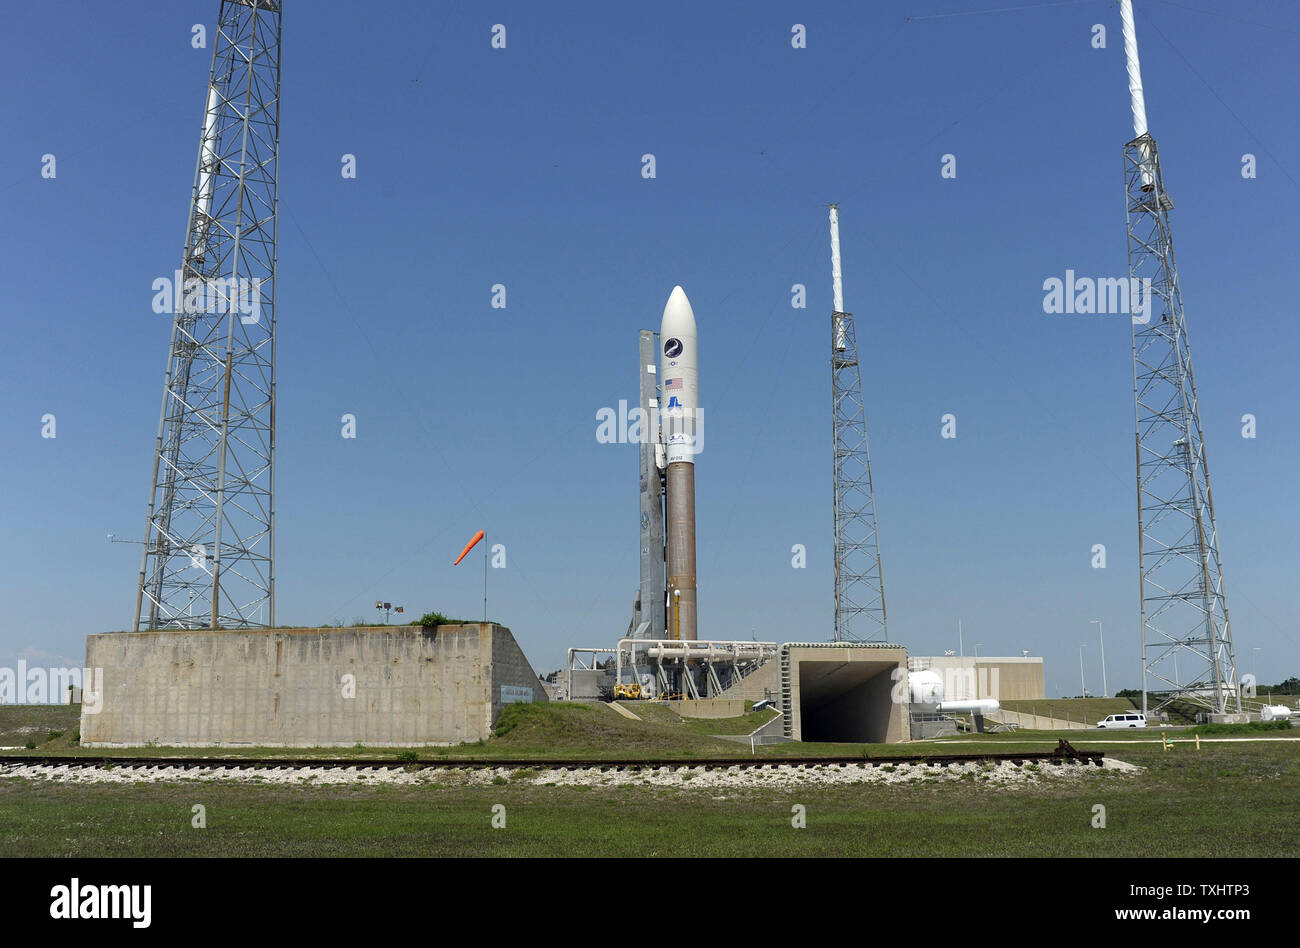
[1097,712,1147,729]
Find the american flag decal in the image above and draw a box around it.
[664,377,683,390]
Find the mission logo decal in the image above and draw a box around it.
[663,338,683,358]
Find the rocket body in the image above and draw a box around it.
[660,286,698,641]
[1119,0,1155,189]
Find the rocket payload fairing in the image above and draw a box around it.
[1119,0,1155,190]
[659,286,699,641]
[660,286,698,466]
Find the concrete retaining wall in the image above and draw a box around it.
[987,708,1088,730]
[568,668,610,701]
[666,698,744,718]
[80,624,546,748]
[717,659,780,705]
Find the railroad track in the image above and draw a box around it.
[0,741,1103,771]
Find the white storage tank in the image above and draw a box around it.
[909,669,944,707]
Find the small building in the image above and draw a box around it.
[909,655,1044,702]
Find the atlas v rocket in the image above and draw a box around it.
[660,286,699,641]
[635,286,700,642]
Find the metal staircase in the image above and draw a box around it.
[780,646,794,739]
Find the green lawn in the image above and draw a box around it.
[6,703,1292,762]
[615,701,680,726]
[1001,697,1140,725]
[2,739,1297,857]
[3,703,1298,856]
[1000,696,1273,728]
[612,700,777,736]
[677,708,779,736]
[0,705,79,748]
[6,702,761,761]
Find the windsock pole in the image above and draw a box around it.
[453,529,489,625]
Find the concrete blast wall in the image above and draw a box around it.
[80,624,546,748]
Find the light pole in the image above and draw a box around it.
[1078,644,1088,698]
[1091,619,1108,697]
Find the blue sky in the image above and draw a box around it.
[1,0,1296,697]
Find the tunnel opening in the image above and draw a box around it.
[797,659,898,743]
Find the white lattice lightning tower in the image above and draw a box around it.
[1119,0,1239,715]
[829,205,888,642]
[134,0,282,631]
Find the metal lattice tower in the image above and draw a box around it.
[828,205,887,642]
[1120,1,1238,715]
[134,0,281,631]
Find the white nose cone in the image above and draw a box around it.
[659,286,698,464]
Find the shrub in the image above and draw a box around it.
[413,611,495,628]
[1192,720,1292,735]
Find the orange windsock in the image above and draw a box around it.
[453,529,485,565]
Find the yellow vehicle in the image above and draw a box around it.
[613,682,646,700]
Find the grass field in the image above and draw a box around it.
[1,703,1298,856]
[2,738,1297,857]
[3,702,1294,760]
[0,702,790,760]
[1001,697,1139,725]
[0,705,78,748]
[677,708,779,736]
[0,702,758,760]
[997,696,1296,727]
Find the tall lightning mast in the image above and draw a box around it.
[829,205,887,642]
[1120,1,1239,716]
[134,0,282,631]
